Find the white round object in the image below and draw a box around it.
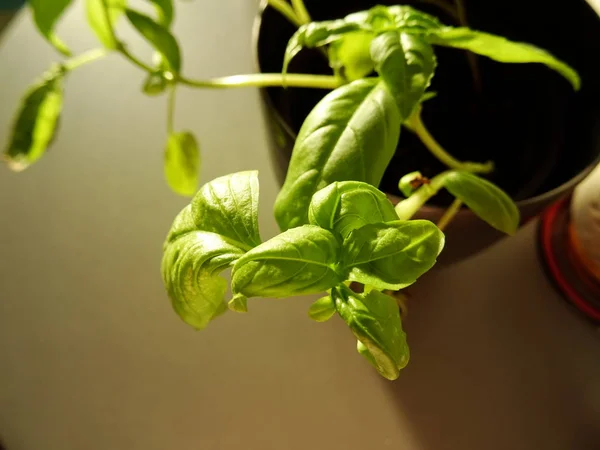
[570,163,600,277]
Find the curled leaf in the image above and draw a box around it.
[308,181,398,239]
[232,225,344,299]
[334,288,409,380]
[29,0,74,55]
[164,131,200,197]
[161,171,261,329]
[4,66,64,171]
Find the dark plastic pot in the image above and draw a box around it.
[253,0,600,264]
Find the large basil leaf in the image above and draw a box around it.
[334,288,408,380]
[4,66,64,171]
[29,0,74,55]
[192,171,261,249]
[125,8,181,73]
[427,27,580,90]
[231,225,344,300]
[85,0,125,49]
[442,171,520,235]
[342,220,444,290]
[164,130,200,197]
[328,31,374,81]
[161,171,260,329]
[274,79,401,231]
[371,30,436,119]
[308,181,398,239]
[386,5,442,32]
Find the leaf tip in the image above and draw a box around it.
[228,294,248,313]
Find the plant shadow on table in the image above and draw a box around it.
[380,223,600,450]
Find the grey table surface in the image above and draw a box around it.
[0,1,599,449]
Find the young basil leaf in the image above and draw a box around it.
[231,225,345,299]
[274,79,401,231]
[28,0,74,56]
[398,171,424,197]
[164,130,200,197]
[328,31,374,81]
[192,171,261,249]
[283,15,371,77]
[334,288,409,380]
[342,220,444,290]
[427,27,580,90]
[162,171,261,329]
[162,206,244,329]
[386,5,442,33]
[228,293,248,313]
[143,71,168,95]
[308,181,398,239]
[308,295,336,322]
[125,8,181,73]
[146,0,174,27]
[371,30,436,119]
[442,171,520,235]
[85,0,126,49]
[4,66,64,172]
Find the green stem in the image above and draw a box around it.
[437,198,463,231]
[291,0,312,24]
[177,73,341,89]
[63,48,108,71]
[408,108,494,174]
[167,84,176,133]
[395,171,450,220]
[267,0,303,28]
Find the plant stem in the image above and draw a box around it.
[408,108,494,174]
[63,48,108,71]
[437,198,463,230]
[291,0,312,24]
[454,0,482,92]
[177,73,341,89]
[267,0,303,28]
[167,84,176,133]
[395,171,449,220]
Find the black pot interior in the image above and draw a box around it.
[257,0,600,205]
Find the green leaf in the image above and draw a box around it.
[228,293,248,313]
[308,181,398,239]
[334,288,409,380]
[328,31,374,81]
[342,220,444,290]
[3,66,64,172]
[192,171,261,249]
[427,27,580,90]
[143,71,168,95]
[232,226,344,299]
[282,13,371,77]
[442,171,520,235]
[164,131,200,197]
[274,79,401,231]
[386,5,442,32]
[161,171,261,329]
[125,8,181,72]
[371,30,436,119]
[146,0,173,27]
[85,0,125,49]
[28,0,74,56]
[308,295,336,322]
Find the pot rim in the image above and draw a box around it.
[250,1,600,213]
